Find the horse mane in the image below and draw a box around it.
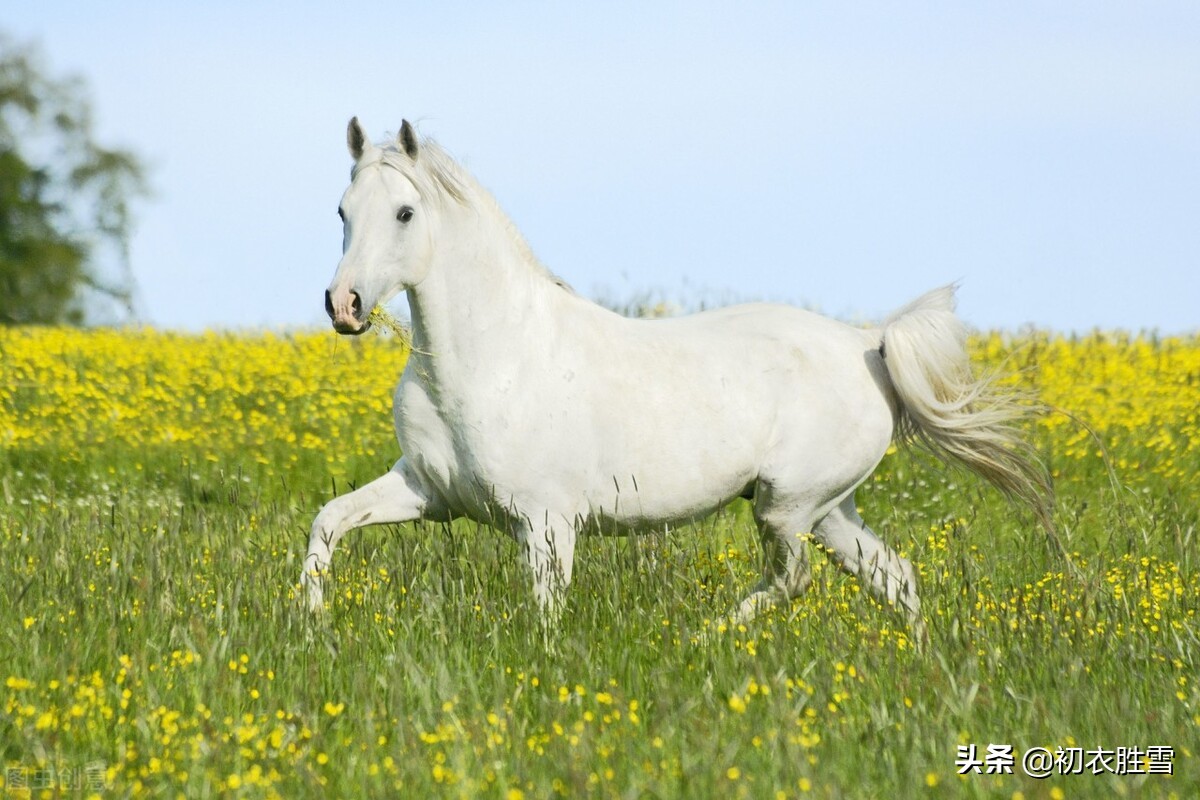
[376,137,469,206]
[369,133,575,293]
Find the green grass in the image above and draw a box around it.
[2,334,1198,798]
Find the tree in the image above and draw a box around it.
[0,34,148,325]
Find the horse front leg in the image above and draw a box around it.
[515,514,578,627]
[301,458,429,612]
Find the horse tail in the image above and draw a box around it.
[879,285,1056,539]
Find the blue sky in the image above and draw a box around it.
[8,2,1199,333]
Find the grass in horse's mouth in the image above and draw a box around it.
[367,305,412,345]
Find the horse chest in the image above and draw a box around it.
[392,372,514,513]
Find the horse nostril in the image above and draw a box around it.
[350,291,363,315]
[324,290,335,319]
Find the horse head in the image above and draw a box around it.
[325,117,433,335]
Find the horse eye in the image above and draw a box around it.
[397,206,414,223]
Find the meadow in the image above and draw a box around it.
[1,324,1197,798]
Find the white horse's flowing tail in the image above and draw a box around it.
[881,286,1055,537]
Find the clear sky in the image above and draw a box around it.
[8,2,1199,333]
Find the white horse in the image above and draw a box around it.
[303,118,1052,636]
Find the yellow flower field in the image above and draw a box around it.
[2,327,1197,483]
[1,326,1197,798]
[0,328,402,473]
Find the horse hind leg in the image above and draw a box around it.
[728,500,815,625]
[813,495,927,645]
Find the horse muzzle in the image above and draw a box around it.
[325,288,371,335]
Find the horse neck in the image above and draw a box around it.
[406,202,555,377]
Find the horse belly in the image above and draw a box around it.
[580,384,768,528]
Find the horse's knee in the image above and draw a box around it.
[301,499,350,606]
[310,495,348,539]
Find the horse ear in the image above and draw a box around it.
[347,117,368,160]
[399,120,419,160]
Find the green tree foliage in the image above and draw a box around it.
[0,34,148,325]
